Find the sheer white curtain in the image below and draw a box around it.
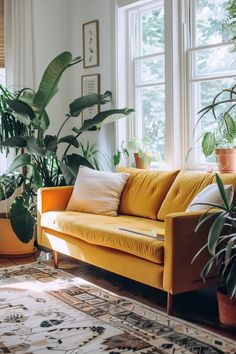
[4,0,35,90]
[0,0,35,174]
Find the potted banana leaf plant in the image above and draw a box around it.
[0,51,133,254]
[193,174,236,328]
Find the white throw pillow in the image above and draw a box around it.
[186,183,234,212]
[66,166,130,216]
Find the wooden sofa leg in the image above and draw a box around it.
[167,293,174,316]
[53,250,59,268]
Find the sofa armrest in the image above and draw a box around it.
[163,210,218,294]
[37,186,73,246]
[37,186,73,214]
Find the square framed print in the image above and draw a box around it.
[83,20,99,68]
[81,74,100,121]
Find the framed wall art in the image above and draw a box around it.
[81,74,100,121]
[83,20,99,68]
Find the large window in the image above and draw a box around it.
[123,0,165,166]
[117,0,236,169]
[188,0,236,167]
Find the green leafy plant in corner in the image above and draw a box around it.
[0,51,133,243]
[193,174,236,298]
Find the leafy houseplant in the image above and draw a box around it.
[0,51,133,245]
[197,85,236,172]
[193,174,236,327]
[128,136,152,169]
[112,140,129,167]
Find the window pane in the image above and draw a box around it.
[195,0,231,47]
[194,44,236,77]
[141,5,164,55]
[137,85,165,161]
[136,55,165,85]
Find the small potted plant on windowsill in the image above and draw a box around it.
[193,174,236,328]
[197,85,236,173]
[128,136,153,169]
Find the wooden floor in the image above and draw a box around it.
[0,251,236,341]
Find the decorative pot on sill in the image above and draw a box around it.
[217,287,236,329]
[0,214,34,258]
[134,152,151,169]
[215,148,236,173]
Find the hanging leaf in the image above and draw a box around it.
[58,135,79,147]
[69,91,111,117]
[201,132,216,157]
[73,108,134,134]
[7,98,35,120]
[218,112,236,144]
[33,52,82,119]
[2,136,27,148]
[44,135,58,153]
[27,137,45,157]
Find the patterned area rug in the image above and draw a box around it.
[0,263,235,354]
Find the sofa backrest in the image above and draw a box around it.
[157,171,214,221]
[117,167,179,220]
[157,170,236,221]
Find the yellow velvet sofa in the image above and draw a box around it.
[37,168,236,315]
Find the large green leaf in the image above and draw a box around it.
[6,153,32,173]
[0,173,23,201]
[58,135,79,148]
[33,52,82,119]
[9,192,35,243]
[69,91,111,117]
[73,108,134,134]
[218,112,236,144]
[202,132,216,157]
[18,89,50,132]
[62,153,94,183]
[7,98,35,121]
[32,166,43,189]
[215,173,231,210]
[60,161,76,185]
[44,135,58,153]
[27,137,45,157]
[2,136,27,148]
[208,213,226,255]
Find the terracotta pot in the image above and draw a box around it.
[217,287,236,328]
[134,153,150,169]
[215,148,236,173]
[0,217,35,258]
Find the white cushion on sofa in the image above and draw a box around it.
[186,183,234,212]
[66,166,129,216]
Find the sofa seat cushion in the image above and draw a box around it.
[117,167,179,220]
[41,212,165,264]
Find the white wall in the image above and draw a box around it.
[32,0,117,168]
[32,0,72,135]
[68,0,116,168]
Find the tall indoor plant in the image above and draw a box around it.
[0,51,133,247]
[193,174,236,327]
